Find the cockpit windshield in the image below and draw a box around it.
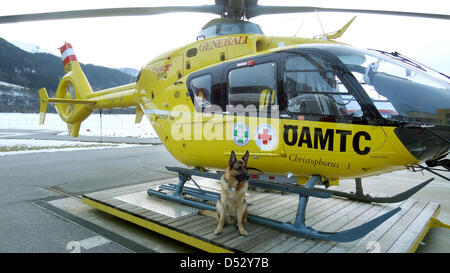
[324,45,450,125]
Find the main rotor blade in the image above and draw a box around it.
[0,6,221,24]
[247,5,450,20]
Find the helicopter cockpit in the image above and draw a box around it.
[197,18,263,40]
[322,44,450,126]
[187,43,449,161]
[309,44,450,161]
[284,53,351,118]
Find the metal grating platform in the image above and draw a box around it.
[115,191,199,218]
[82,177,441,253]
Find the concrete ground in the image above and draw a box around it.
[0,128,448,253]
[0,129,192,252]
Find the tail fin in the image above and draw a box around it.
[38,88,49,125]
[39,42,139,137]
[57,42,93,99]
[314,16,356,40]
[37,42,95,137]
[60,42,77,73]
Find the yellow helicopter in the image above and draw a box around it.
[1,0,449,242]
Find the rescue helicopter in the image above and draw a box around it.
[1,0,449,242]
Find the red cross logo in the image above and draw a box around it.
[258,128,272,145]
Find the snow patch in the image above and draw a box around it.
[0,113,158,138]
[0,81,26,90]
[0,138,144,156]
[10,40,56,56]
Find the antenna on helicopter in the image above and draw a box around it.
[315,9,327,40]
[293,18,304,37]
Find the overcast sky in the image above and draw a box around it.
[1,0,449,75]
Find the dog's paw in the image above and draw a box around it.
[214,228,222,235]
[239,230,248,236]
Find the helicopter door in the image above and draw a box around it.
[223,55,284,171]
[280,51,387,180]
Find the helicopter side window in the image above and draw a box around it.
[228,62,277,112]
[284,55,361,118]
[190,74,212,111]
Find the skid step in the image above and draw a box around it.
[159,183,220,203]
[157,183,255,206]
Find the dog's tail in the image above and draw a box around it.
[198,210,217,218]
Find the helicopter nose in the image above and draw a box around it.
[394,125,450,162]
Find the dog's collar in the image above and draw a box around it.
[223,175,229,183]
[223,175,235,191]
[223,175,245,192]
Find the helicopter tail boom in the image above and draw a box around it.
[38,42,140,137]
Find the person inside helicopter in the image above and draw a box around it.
[284,54,355,119]
[190,74,212,110]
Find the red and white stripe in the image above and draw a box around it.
[60,42,77,66]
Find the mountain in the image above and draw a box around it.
[118,67,140,77]
[0,37,137,113]
[10,40,56,55]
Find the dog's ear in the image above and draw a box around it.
[242,150,249,165]
[229,151,237,169]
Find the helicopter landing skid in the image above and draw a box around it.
[146,167,402,242]
[321,177,435,203]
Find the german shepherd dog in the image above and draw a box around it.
[214,150,250,236]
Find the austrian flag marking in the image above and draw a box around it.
[60,42,77,66]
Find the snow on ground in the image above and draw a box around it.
[0,112,157,138]
[0,139,143,157]
[0,81,26,90]
[0,112,156,155]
